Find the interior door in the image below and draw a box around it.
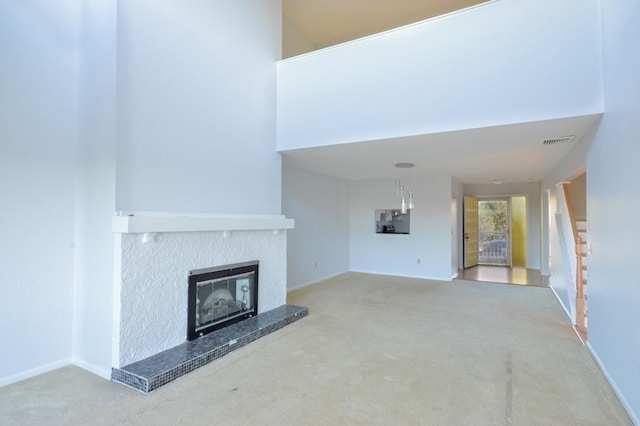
[463,196,479,268]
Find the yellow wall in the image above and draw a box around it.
[511,196,527,267]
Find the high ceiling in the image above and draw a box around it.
[280,0,596,185]
[283,0,488,56]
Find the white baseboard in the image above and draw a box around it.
[586,342,639,426]
[549,285,572,321]
[287,271,349,292]
[0,358,71,387]
[287,269,450,293]
[71,358,111,380]
[348,269,450,282]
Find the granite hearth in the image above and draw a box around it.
[112,304,308,393]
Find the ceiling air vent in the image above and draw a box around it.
[542,135,575,145]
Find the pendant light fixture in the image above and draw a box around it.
[394,162,415,213]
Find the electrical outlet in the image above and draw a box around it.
[417,258,421,265]
[314,261,318,268]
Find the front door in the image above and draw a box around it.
[463,196,478,268]
[478,198,510,265]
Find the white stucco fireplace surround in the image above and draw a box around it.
[110,213,306,392]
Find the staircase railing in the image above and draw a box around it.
[562,184,587,341]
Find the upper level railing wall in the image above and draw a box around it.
[277,0,603,151]
[556,184,578,321]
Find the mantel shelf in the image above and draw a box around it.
[112,214,294,234]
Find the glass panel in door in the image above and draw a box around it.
[478,199,509,265]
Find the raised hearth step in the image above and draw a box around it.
[111,304,308,393]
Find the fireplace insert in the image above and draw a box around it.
[187,261,258,340]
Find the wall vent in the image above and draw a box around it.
[542,135,575,145]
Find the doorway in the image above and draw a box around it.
[478,199,510,265]
[463,195,527,268]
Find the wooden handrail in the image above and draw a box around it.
[562,184,579,243]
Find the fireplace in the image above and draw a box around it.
[187,261,258,340]
[111,214,305,392]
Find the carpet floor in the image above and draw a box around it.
[0,273,632,425]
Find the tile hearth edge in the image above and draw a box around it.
[111,304,308,393]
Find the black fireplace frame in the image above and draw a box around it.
[187,260,259,341]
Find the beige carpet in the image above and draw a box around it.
[0,273,632,425]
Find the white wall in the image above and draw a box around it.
[282,166,349,290]
[0,0,285,385]
[0,1,79,384]
[584,1,640,422]
[452,179,464,274]
[114,230,287,367]
[540,189,550,276]
[541,119,599,333]
[71,0,117,379]
[277,0,603,151]
[542,123,598,191]
[540,2,640,420]
[349,175,452,280]
[115,0,282,215]
[113,0,285,364]
[111,0,285,367]
[464,182,541,269]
